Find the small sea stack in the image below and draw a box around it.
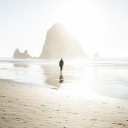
[94,52,99,58]
[13,48,32,59]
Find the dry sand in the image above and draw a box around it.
[0,79,128,128]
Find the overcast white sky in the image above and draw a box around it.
[0,0,128,58]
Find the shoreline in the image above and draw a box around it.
[0,79,128,128]
[1,77,128,101]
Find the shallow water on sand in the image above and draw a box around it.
[0,58,128,99]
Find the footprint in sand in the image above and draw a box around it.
[16,118,20,120]
[118,123,123,125]
[112,122,124,126]
[91,119,97,121]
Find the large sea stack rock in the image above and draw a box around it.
[39,23,88,59]
[13,48,32,59]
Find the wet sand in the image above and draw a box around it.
[0,79,128,128]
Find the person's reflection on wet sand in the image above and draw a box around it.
[59,74,64,83]
[41,65,76,89]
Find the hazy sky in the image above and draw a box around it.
[0,0,128,58]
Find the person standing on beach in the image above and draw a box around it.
[59,58,64,73]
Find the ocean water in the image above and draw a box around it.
[0,58,128,100]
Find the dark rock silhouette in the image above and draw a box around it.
[94,52,99,58]
[13,48,32,59]
[39,22,88,59]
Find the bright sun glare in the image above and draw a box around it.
[56,0,101,57]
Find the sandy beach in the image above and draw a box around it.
[0,79,128,128]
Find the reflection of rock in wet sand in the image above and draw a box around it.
[41,65,61,88]
[41,64,99,93]
[41,65,77,89]
[13,64,28,68]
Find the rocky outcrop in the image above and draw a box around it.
[13,48,32,59]
[39,22,88,59]
[94,52,99,58]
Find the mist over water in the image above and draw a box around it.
[0,58,128,100]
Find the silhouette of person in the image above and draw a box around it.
[59,58,64,73]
